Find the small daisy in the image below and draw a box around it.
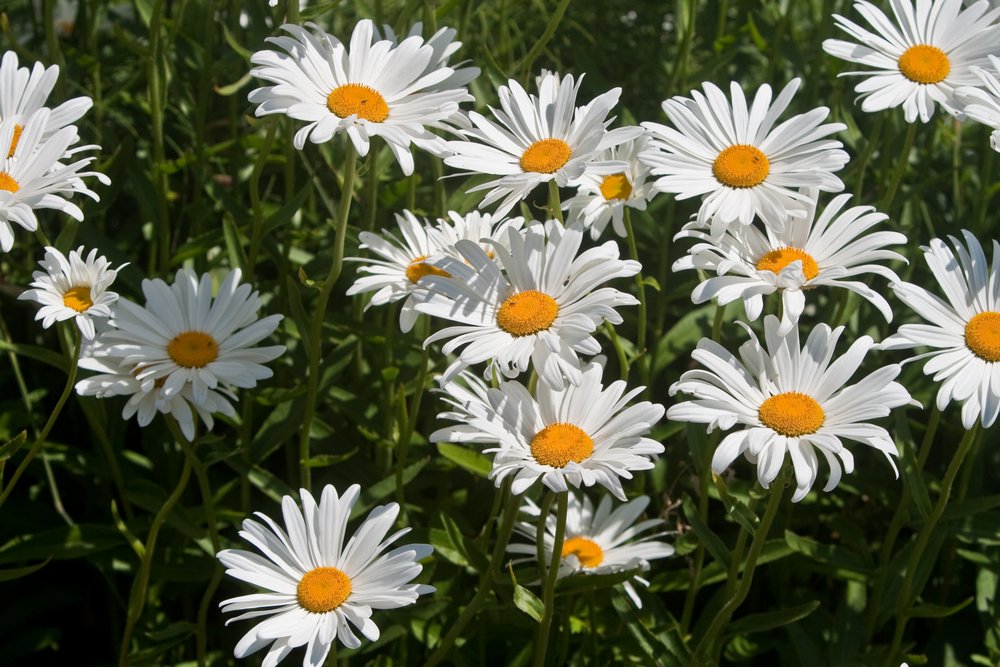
[955,55,1000,152]
[668,315,916,502]
[249,20,473,175]
[19,246,125,340]
[822,0,1000,123]
[563,132,657,239]
[881,231,1000,429]
[508,491,674,607]
[673,189,906,334]
[218,484,434,665]
[444,70,642,218]
[412,220,640,388]
[431,360,664,500]
[640,79,848,238]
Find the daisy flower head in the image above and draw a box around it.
[508,491,674,607]
[0,50,92,149]
[218,484,434,665]
[18,246,126,340]
[673,189,906,334]
[412,219,640,389]
[431,360,664,500]
[563,132,657,239]
[955,55,1000,152]
[444,70,643,218]
[668,315,916,502]
[248,20,474,175]
[822,0,1000,123]
[640,79,849,238]
[881,230,1000,429]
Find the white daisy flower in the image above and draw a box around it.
[955,55,1000,152]
[444,70,642,218]
[640,79,849,238]
[218,484,434,665]
[668,315,916,502]
[431,361,664,500]
[673,190,906,334]
[0,50,92,150]
[248,20,474,175]
[412,220,640,389]
[18,246,126,340]
[508,491,674,607]
[881,231,1000,429]
[822,0,1000,123]
[562,132,657,239]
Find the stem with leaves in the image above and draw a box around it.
[533,491,568,667]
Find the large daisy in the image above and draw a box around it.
[248,20,473,174]
[0,50,92,149]
[431,360,664,500]
[411,220,640,388]
[955,55,1000,152]
[668,316,915,502]
[880,231,1000,429]
[218,484,434,666]
[822,0,1000,123]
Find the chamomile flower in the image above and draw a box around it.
[431,361,664,500]
[508,491,674,607]
[412,220,640,389]
[881,231,1000,429]
[563,133,657,239]
[823,0,1000,123]
[444,71,642,218]
[668,315,915,502]
[249,20,474,174]
[0,50,92,149]
[955,55,1000,152]
[218,484,434,665]
[673,190,906,334]
[18,246,125,340]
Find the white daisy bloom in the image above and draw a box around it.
[822,0,1000,123]
[955,55,1000,152]
[431,361,664,500]
[881,231,1000,429]
[0,50,92,148]
[248,20,474,175]
[640,79,849,238]
[508,491,674,607]
[412,220,640,389]
[673,190,906,334]
[562,132,657,240]
[218,484,434,665]
[18,246,126,340]
[444,70,642,218]
[668,315,916,502]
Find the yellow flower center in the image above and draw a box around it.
[326,84,389,122]
[758,392,825,437]
[755,247,819,280]
[0,171,19,193]
[561,536,604,568]
[520,138,572,174]
[62,285,94,313]
[495,290,559,337]
[529,422,594,468]
[405,255,451,284]
[712,144,770,188]
[167,331,219,368]
[296,567,352,613]
[898,44,950,85]
[7,124,23,158]
[599,173,633,201]
[965,311,1000,362]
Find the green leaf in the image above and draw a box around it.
[682,495,731,567]
[223,214,250,271]
[909,597,974,618]
[0,525,123,563]
[357,458,429,516]
[0,431,28,461]
[725,600,820,637]
[302,449,359,468]
[784,530,873,583]
[713,476,759,534]
[0,558,51,582]
[436,443,491,478]
[555,567,643,595]
[511,571,544,622]
[0,340,69,372]
[439,512,489,573]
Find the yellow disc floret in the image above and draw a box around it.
[755,247,820,280]
[965,311,1000,362]
[405,255,451,284]
[599,173,633,201]
[758,392,825,437]
[297,567,352,613]
[520,138,572,174]
[167,331,219,368]
[326,84,389,122]
[712,144,770,188]
[898,44,950,85]
[562,536,604,568]
[530,422,594,468]
[63,286,94,313]
[0,172,19,193]
[496,290,558,336]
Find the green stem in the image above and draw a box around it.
[623,210,647,380]
[879,121,917,215]
[533,491,568,667]
[519,0,571,80]
[247,121,280,282]
[395,320,431,514]
[548,180,563,223]
[147,0,171,273]
[852,114,885,199]
[711,301,726,342]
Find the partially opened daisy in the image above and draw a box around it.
[444,70,642,218]
[508,491,674,607]
[249,20,473,174]
[218,484,434,666]
[881,231,1000,429]
[19,246,126,340]
[0,50,92,150]
[823,0,1000,123]
[668,316,915,502]
[673,190,906,334]
[955,55,1000,152]
[431,361,664,500]
[412,220,640,388]
[640,79,848,238]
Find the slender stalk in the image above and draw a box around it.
[533,491,568,667]
[247,121,280,281]
[535,491,556,579]
[147,0,172,272]
[852,114,885,199]
[547,180,563,223]
[518,0,571,80]
[623,210,647,381]
[879,121,917,215]
[395,326,431,513]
